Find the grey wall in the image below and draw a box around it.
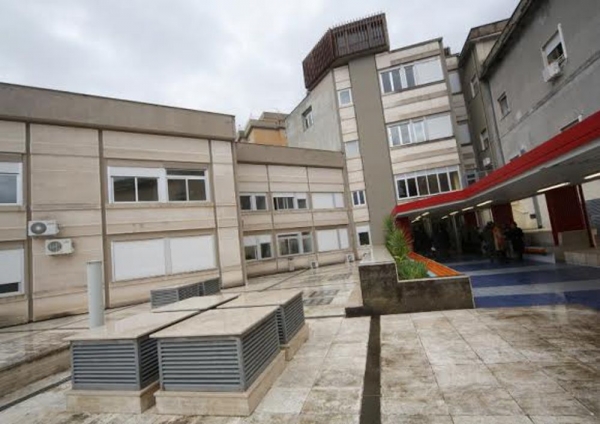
[285,72,342,152]
[349,56,396,245]
[487,0,600,160]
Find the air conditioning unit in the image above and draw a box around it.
[346,254,355,263]
[542,61,562,82]
[310,261,319,270]
[483,157,492,167]
[45,239,74,256]
[28,220,59,237]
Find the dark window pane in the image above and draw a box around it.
[358,231,370,246]
[449,171,460,190]
[381,72,392,93]
[390,126,400,146]
[137,178,158,201]
[297,198,307,209]
[417,176,429,196]
[407,178,418,197]
[0,174,17,204]
[391,69,402,92]
[547,43,564,64]
[167,169,205,176]
[244,245,257,261]
[397,179,408,198]
[404,65,415,88]
[439,173,450,192]
[278,239,289,255]
[302,234,312,253]
[0,282,19,294]
[400,123,411,144]
[168,179,187,201]
[240,195,252,210]
[359,191,365,204]
[260,243,272,259]
[113,177,136,202]
[188,179,207,201]
[289,238,300,254]
[427,174,440,194]
[255,195,267,210]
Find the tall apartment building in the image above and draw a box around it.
[286,14,475,245]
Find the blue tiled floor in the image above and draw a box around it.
[444,256,600,310]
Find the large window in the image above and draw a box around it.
[338,89,353,106]
[356,224,371,246]
[244,235,273,261]
[302,107,314,130]
[167,170,208,202]
[395,166,461,199]
[317,228,349,252]
[112,235,215,281]
[240,193,267,211]
[498,93,510,117]
[0,248,24,296]
[352,190,366,207]
[312,192,344,209]
[543,26,566,67]
[108,167,209,204]
[387,113,453,147]
[277,231,313,256]
[380,57,443,94]
[0,162,22,205]
[273,193,307,211]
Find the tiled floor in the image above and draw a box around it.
[1,263,600,423]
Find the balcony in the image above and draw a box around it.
[302,14,389,90]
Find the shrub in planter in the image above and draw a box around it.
[397,259,429,280]
[384,216,429,280]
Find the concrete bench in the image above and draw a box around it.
[150,278,221,308]
[151,306,285,416]
[217,290,308,360]
[65,310,196,414]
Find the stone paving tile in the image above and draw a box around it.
[529,417,600,424]
[381,416,453,424]
[442,387,525,416]
[380,394,449,416]
[510,391,594,416]
[296,414,359,424]
[452,417,534,424]
[300,387,361,415]
[255,387,311,414]
[433,364,501,392]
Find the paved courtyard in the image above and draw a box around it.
[1,263,599,423]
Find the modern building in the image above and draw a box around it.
[0,84,352,327]
[237,112,288,146]
[286,14,475,246]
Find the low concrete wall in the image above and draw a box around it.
[357,246,474,315]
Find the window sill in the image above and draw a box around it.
[245,257,275,263]
[389,136,456,150]
[352,204,367,209]
[380,79,445,97]
[278,252,314,259]
[0,292,25,301]
[107,201,214,209]
[241,209,270,214]
[338,103,353,109]
[273,209,311,214]
[0,205,25,212]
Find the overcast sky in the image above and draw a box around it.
[0,0,518,128]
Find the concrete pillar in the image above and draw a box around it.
[491,203,514,227]
[545,185,587,246]
[87,261,105,328]
[577,185,596,248]
[451,215,462,254]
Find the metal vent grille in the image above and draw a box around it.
[151,282,199,308]
[281,294,305,342]
[159,338,242,392]
[200,278,221,295]
[139,337,159,388]
[72,340,138,390]
[241,313,280,388]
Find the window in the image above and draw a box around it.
[0,162,22,205]
[112,235,215,281]
[240,193,267,211]
[344,140,360,158]
[338,89,352,106]
[317,228,349,252]
[380,57,443,94]
[0,248,24,296]
[395,166,460,200]
[273,193,307,211]
[312,192,344,209]
[356,225,371,246]
[167,169,207,202]
[302,107,314,130]
[466,170,478,186]
[457,121,471,145]
[108,166,209,204]
[498,93,510,117]
[480,128,489,151]
[448,71,462,94]
[352,190,366,207]
[244,235,273,261]
[543,26,566,66]
[470,76,479,98]
[387,113,453,147]
[277,231,313,256]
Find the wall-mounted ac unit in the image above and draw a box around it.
[346,254,355,263]
[28,220,59,237]
[45,239,74,256]
[542,61,562,82]
[482,157,492,168]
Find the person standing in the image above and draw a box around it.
[493,223,507,263]
[507,221,525,261]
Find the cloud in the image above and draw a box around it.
[0,0,519,127]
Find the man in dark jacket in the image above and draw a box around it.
[507,221,525,261]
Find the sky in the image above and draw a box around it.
[0,0,519,128]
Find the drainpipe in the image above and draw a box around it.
[87,261,105,328]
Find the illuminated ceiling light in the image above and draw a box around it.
[441,215,448,220]
[537,182,569,194]
[450,211,459,216]
[477,200,492,207]
[584,172,600,181]
[462,206,474,212]
[422,212,430,216]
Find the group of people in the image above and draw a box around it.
[481,221,525,263]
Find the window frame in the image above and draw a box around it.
[395,166,461,200]
[480,128,489,151]
[337,88,353,107]
[166,169,209,202]
[470,75,479,98]
[272,193,308,211]
[316,227,349,252]
[240,193,268,211]
[243,234,273,262]
[356,224,371,247]
[311,192,345,210]
[344,140,360,158]
[542,24,567,67]
[387,113,453,147]
[277,231,313,257]
[497,93,510,117]
[379,57,444,94]
[0,248,24,297]
[352,190,366,207]
[0,162,23,206]
[302,107,314,130]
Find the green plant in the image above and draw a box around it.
[396,259,429,280]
